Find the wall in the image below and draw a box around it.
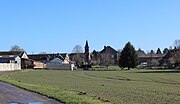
[0,63,21,71]
[15,56,21,64]
[21,59,34,69]
[47,63,74,70]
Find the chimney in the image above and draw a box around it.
[104,46,106,49]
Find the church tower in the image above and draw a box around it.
[85,40,90,63]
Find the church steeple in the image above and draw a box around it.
[84,40,90,63]
[85,40,89,53]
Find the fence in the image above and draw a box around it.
[47,63,74,70]
[0,63,21,71]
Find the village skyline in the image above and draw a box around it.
[0,39,177,55]
[0,1,180,104]
[0,40,176,54]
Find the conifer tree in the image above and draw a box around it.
[156,48,162,54]
[119,42,138,69]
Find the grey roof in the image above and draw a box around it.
[100,46,117,54]
[138,53,166,58]
[0,55,18,58]
[0,55,19,63]
[28,53,65,62]
[136,49,146,57]
[0,51,25,58]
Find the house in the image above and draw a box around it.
[0,55,21,71]
[0,55,21,63]
[160,49,180,68]
[33,61,46,69]
[47,56,74,70]
[28,53,72,69]
[136,49,166,67]
[0,51,28,59]
[100,46,118,65]
[91,46,118,66]
[28,53,64,69]
[45,54,74,70]
[0,51,32,71]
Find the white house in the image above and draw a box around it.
[0,51,31,71]
[0,55,21,71]
[47,54,75,70]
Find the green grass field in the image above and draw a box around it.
[0,69,180,104]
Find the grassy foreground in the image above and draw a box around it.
[0,69,180,104]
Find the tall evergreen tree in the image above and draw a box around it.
[163,48,169,54]
[156,48,162,54]
[119,42,138,69]
[150,50,155,54]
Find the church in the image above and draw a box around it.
[68,40,91,66]
[69,40,118,66]
[84,40,91,64]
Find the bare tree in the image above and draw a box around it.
[92,50,100,65]
[72,45,83,66]
[169,46,173,50]
[163,57,175,68]
[173,50,180,67]
[151,59,159,67]
[72,45,83,53]
[102,53,112,68]
[10,45,24,52]
[171,39,180,67]
[174,39,180,49]
[100,47,113,68]
[72,53,84,65]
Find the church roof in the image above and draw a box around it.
[85,40,89,48]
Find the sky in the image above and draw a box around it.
[0,0,179,54]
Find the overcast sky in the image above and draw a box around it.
[0,0,179,53]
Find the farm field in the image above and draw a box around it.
[0,69,180,104]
